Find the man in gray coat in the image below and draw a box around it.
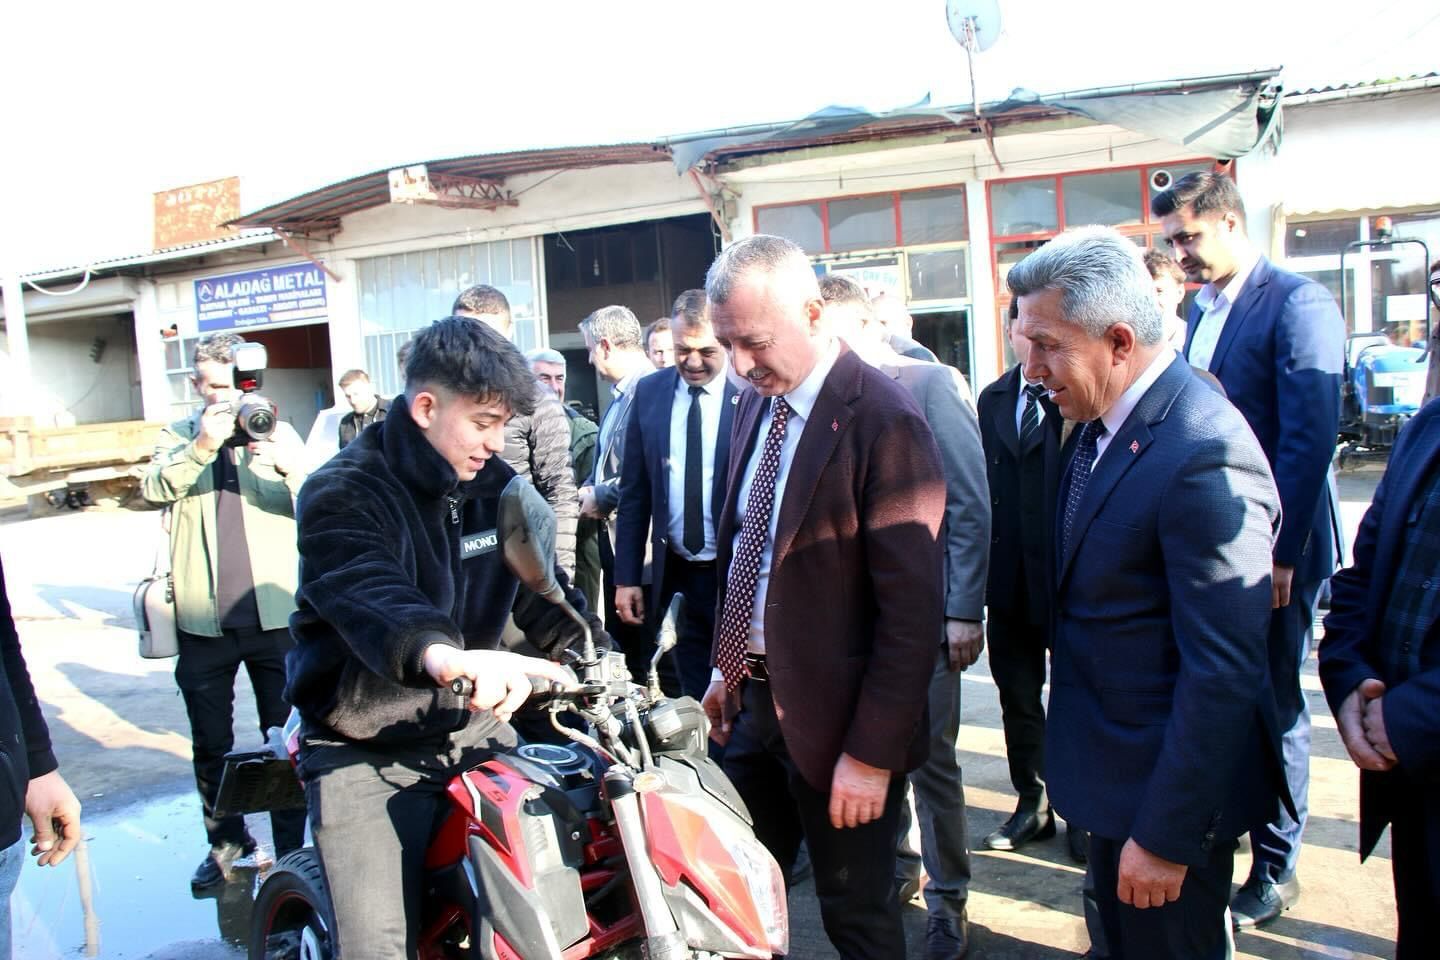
[820,275,990,959]
[453,285,578,576]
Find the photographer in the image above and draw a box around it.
[286,317,595,959]
[141,332,308,890]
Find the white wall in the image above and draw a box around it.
[17,314,140,426]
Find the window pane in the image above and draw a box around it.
[907,249,968,301]
[829,195,895,252]
[901,187,967,245]
[1063,171,1142,227]
[1286,218,1360,257]
[995,239,1047,293]
[991,180,1058,236]
[756,203,824,253]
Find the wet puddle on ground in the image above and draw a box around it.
[14,791,275,959]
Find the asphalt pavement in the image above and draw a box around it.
[0,464,1399,958]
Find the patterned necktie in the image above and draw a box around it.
[716,397,792,691]
[683,385,706,556]
[1061,419,1106,556]
[1019,383,1045,446]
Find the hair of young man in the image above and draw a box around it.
[525,347,566,370]
[452,284,512,319]
[403,315,537,417]
[644,317,671,348]
[704,234,819,307]
[580,305,643,350]
[1142,248,1186,284]
[192,332,245,367]
[671,288,708,330]
[1149,171,1247,230]
[337,368,370,389]
[1006,225,1164,346]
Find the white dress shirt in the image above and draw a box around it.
[732,339,841,655]
[665,369,727,561]
[1092,348,1179,467]
[1187,251,1259,371]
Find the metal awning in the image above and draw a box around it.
[227,144,668,234]
[22,229,278,283]
[665,70,1282,173]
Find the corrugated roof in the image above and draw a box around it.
[227,143,668,233]
[22,229,278,282]
[1289,72,1439,98]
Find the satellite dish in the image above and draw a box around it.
[946,0,1002,53]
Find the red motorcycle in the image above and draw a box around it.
[221,478,788,960]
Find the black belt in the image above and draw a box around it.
[744,652,768,681]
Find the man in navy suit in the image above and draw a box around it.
[614,290,738,699]
[1012,225,1288,959]
[1153,173,1344,927]
[1320,399,1440,959]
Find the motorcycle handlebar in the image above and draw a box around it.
[450,675,581,705]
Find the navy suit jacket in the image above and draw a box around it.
[1048,356,1289,866]
[1321,399,1440,863]
[613,367,738,612]
[1185,256,1344,585]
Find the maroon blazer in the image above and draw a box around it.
[713,346,947,791]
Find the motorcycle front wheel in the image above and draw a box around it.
[249,849,336,960]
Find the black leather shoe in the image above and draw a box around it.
[983,807,1055,851]
[190,839,255,890]
[895,872,922,904]
[1066,823,1089,864]
[1230,875,1300,928]
[926,909,970,960]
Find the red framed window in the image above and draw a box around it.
[754,186,969,254]
[988,158,1219,373]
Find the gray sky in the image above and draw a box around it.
[2,0,1435,271]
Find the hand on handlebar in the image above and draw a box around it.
[422,645,575,723]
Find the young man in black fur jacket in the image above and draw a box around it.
[287,316,592,959]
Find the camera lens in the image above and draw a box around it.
[237,397,277,441]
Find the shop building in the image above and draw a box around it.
[18,68,1407,435]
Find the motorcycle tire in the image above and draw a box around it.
[249,849,337,960]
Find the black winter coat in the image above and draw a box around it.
[288,397,594,744]
[0,559,57,848]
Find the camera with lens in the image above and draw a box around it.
[227,341,278,444]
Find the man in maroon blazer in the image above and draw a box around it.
[700,235,947,959]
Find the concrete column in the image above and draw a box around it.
[133,280,174,422]
[322,259,362,406]
[0,272,33,416]
[965,180,1001,390]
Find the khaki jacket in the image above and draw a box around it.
[141,415,306,637]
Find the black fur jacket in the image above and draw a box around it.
[287,395,597,743]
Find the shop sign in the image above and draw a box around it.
[195,262,329,332]
[827,258,902,298]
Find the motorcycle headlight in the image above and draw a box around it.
[718,832,788,955]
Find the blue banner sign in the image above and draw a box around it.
[195,262,328,332]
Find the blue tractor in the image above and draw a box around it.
[1336,220,1434,468]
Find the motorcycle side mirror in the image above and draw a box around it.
[498,476,595,662]
[647,594,684,698]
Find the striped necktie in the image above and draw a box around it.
[1019,383,1045,446]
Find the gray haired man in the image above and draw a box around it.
[1012,226,1288,959]
[526,347,602,612]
